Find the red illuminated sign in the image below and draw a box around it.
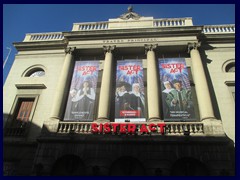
[91,123,166,135]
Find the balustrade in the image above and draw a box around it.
[23,32,64,42]
[77,22,109,31]
[203,25,235,33]
[22,20,234,42]
[57,122,204,136]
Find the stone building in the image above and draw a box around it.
[3,7,235,176]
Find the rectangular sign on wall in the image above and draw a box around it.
[64,61,99,121]
[158,58,196,121]
[115,60,146,122]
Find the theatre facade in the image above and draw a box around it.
[3,7,235,176]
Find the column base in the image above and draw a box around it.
[95,117,110,123]
[202,118,225,136]
[42,119,60,134]
[49,116,61,121]
[148,117,163,122]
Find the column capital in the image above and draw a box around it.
[65,47,76,55]
[103,45,116,54]
[144,44,158,54]
[187,42,201,53]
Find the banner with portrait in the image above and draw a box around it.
[64,61,99,121]
[158,58,195,121]
[115,60,146,122]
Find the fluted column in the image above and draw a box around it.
[188,42,215,120]
[96,45,115,122]
[50,47,76,120]
[145,44,161,121]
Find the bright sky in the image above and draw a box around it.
[3,4,235,84]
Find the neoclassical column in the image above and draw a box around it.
[96,45,115,122]
[188,42,215,120]
[145,44,161,121]
[50,47,76,120]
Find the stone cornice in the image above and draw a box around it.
[199,33,235,44]
[13,39,67,51]
[63,26,203,40]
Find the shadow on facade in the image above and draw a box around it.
[3,113,42,176]
[3,112,235,176]
[109,156,146,176]
[51,154,86,176]
[170,157,209,176]
[198,42,221,120]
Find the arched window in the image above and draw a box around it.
[225,62,235,72]
[26,68,45,77]
[222,59,235,73]
[22,65,46,77]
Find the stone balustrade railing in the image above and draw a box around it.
[22,23,235,42]
[23,32,64,42]
[153,18,193,27]
[72,18,193,31]
[57,122,204,136]
[203,24,235,34]
[74,22,109,31]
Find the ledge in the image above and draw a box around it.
[15,83,47,89]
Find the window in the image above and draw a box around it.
[29,70,45,77]
[5,95,39,137]
[222,59,235,73]
[225,62,235,72]
[10,98,34,130]
[22,65,46,77]
[15,98,34,123]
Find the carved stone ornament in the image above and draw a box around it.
[103,45,116,53]
[65,47,76,55]
[187,42,201,53]
[119,6,141,20]
[144,44,158,54]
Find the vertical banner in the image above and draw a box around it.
[158,58,195,121]
[64,61,99,121]
[115,60,145,122]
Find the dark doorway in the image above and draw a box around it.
[170,157,209,176]
[109,156,146,176]
[51,154,86,176]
